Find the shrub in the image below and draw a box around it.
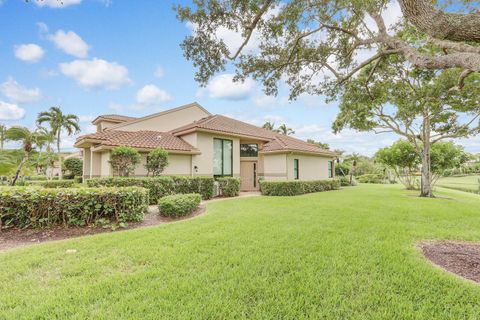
[260,179,340,196]
[217,177,240,197]
[86,176,215,203]
[0,187,148,228]
[145,148,169,176]
[109,146,141,177]
[63,158,83,177]
[25,179,77,188]
[338,176,357,186]
[158,193,201,218]
[87,177,174,204]
[357,174,386,184]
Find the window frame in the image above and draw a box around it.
[240,143,259,157]
[294,158,299,180]
[328,160,333,178]
[213,138,234,178]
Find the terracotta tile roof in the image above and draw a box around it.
[92,114,137,124]
[171,115,278,140]
[262,134,336,155]
[170,114,334,156]
[76,130,196,151]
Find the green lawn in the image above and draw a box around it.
[2,185,480,319]
[436,174,480,194]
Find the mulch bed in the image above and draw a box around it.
[0,204,205,252]
[421,241,480,283]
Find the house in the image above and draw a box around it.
[74,102,336,191]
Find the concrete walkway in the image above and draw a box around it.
[201,191,262,204]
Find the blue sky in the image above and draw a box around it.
[1,0,478,155]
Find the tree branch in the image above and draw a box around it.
[399,0,480,42]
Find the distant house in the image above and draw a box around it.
[74,102,336,191]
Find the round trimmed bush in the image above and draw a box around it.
[158,193,201,218]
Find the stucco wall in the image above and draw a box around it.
[133,153,192,176]
[262,153,287,180]
[83,147,91,179]
[91,150,102,177]
[286,154,334,180]
[100,151,111,176]
[110,105,210,132]
[191,132,240,177]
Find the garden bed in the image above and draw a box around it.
[0,204,205,252]
[421,241,480,283]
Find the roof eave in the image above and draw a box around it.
[259,149,337,157]
[174,127,272,142]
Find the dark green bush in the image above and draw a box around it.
[260,179,340,196]
[158,193,201,217]
[25,179,76,188]
[338,176,357,186]
[87,176,214,203]
[0,187,148,228]
[63,158,83,177]
[356,174,386,184]
[217,177,240,197]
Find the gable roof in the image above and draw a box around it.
[74,130,197,152]
[171,115,277,141]
[262,134,336,156]
[92,114,137,125]
[104,102,211,131]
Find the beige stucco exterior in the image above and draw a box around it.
[105,103,210,132]
[79,103,336,189]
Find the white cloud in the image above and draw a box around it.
[33,0,82,8]
[59,58,131,90]
[205,74,255,100]
[154,66,165,78]
[14,44,45,63]
[78,115,95,122]
[0,77,43,104]
[48,30,89,58]
[37,22,49,34]
[0,101,26,121]
[294,124,396,156]
[136,84,171,105]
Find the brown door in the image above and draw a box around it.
[240,161,258,191]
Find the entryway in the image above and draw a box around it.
[240,161,259,191]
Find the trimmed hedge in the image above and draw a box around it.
[260,179,340,196]
[87,176,214,204]
[0,187,149,228]
[25,179,77,188]
[158,193,201,218]
[357,174,386,184]
[217,177,240,197]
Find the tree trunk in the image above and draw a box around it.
[57,131,62,180]
[419,114,433,197]
[11,151,29,186]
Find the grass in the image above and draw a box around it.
[2,184,480,319]
[436,174,480,194]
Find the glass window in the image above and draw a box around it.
[213,138,233,177]
[328,161,333,178]
[294,159,299,180]
[240,144,258,157]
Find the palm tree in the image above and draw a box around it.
[0,124,6,149]
[37,107,80,179]
[277,124,295,135]
[262,121,276,131]
[5,126,44,185]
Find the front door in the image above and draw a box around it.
[240,161,258,191]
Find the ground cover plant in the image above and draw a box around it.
[1,184,480,318]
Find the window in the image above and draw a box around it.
[328,160,333,178]
[240,144,258,157]
[294,159,299,180]
[213,138,233,177]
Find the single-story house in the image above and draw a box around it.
[74,102,336,191]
